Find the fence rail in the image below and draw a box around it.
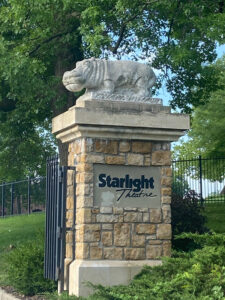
[172,156,225,204]
[0,176,46,217]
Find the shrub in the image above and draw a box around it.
[89,233,225,300]
[7,230,56,296]
[171,190,208,251]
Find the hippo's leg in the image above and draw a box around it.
[135,78,151,98]
[102,80,115,93]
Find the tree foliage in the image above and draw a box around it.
[0,0,225,179]
[173,57,225,180]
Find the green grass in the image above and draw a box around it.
[0,213,45,286]
[204,204,225,233]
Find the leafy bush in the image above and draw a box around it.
[171,190,208,251]
[7,230,56,296]
[89,233,225,300]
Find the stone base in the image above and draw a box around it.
[69,259,162,297]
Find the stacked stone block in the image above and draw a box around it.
[65,138,172,262]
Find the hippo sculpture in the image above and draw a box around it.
[62,58,156,101]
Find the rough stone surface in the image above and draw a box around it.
[132,235,146,247]
[76,224,101,242]
[76,243,89,259]
[105,155,125,165]
[127,153,144,165]
[152,151,171,166]
[124,212,142,223]
[132,141,152,154]
[162,205,171,223]
[150,208,162,223]
[90,246,103,259]
[95,140,118,154]
[119,141,130,152]
[103,248,123,260]
[157,224,172,240]
[136,224,156,235]
[62,58,156,102]
[124,248,145,260]
[146,245,163,259]
[163,241,172,257]
[102,232,113,246]
[114,224,130,246]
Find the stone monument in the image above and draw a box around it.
[52,58,190,297]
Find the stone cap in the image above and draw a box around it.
[52,99,190,143]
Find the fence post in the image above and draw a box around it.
[28,176,31,214]
[1,182,5,217]
[11,183,14,215]
[199,155,203,205]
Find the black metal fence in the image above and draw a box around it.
[172,156,225,204]
[0,176,46,217]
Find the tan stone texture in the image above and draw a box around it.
[102,224,113,230]
[163,241,172,257]
[157,224,172,240]
[114,223,130,246]
[136,224,156,235]
[103,248,123,260]
[162,196,171,204]
[148,240,162,245]
[105,155,125,165]
[67,170,74,186]
[67,196,74,209]
[77,173,93,183]
[132,141,152,154]
[66,243,73,258]
[124,212,142,223]
[150,208,162,223]
[152,150,171,166]
[127,153,144,165]
[102,232,113,246]
[146,245,162,259]
[66,210,73,221]
[95,140,118,154]
[161,167,172,177]
[76,224,101,242]
[76,208,92,224]
[76,196,93,208]
[76,163,93,172]
[161,177,172,186]
[90,246,103,259]
[144,155,151,166]
[80,154,105,164]
[92,208,100,214]
[124,248,145,260]
[161,187,172,196]
[76,183,91,196]
[100,207,113,214]
[162,205,171,223]
[132,235,145,247]
[67,185,74,197]
[113,207,124,215]
[66,231,73,243]
[143,213,150,222]
[76,243,89,259]
[96,214,119,223]
[119,141,130,152]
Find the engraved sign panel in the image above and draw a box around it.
[93,164,161,208]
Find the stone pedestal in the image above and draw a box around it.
[52,99,189,297]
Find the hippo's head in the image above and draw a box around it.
[62,58,96,92]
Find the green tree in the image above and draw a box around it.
[173,57,225,181]
[0,0,225,179]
